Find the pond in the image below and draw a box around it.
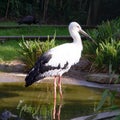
[0,82,120,120]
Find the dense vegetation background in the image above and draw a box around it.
[0,0,120,25]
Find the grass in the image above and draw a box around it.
[0,39,69,62]
[0,21,17,25]
[0,26,69,36]
[0,21,69,36]
[0,21,69,62]
[0,40,21,62]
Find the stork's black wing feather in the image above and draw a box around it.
[25,53,52,87]
[25,51,69,87]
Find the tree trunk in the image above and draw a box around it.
[43,0,49,22]
[5,0,10,19]
[87,0,101,25]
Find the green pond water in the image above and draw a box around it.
[0,82,120,120]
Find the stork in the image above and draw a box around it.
[25,22,95,99]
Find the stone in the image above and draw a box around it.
[87,73,120,84]
[71,110,120,120]
[0,60,26,73]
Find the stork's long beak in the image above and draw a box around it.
[79,29,97,45]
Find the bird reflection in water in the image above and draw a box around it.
[53,97,62,120]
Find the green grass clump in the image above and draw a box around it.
[19,36,56,70]
[95,39,120,73]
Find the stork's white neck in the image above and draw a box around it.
[70,29,83,50]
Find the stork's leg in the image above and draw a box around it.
[54,76,57,99]
[58,76,63,99]
[53,76,62,119]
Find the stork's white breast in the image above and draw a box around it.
[45,43,82,68]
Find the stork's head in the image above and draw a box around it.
[69,22,96,44]
[69,22,82,33]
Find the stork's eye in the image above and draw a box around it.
[77,26,80,29]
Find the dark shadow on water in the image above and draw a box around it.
[0,91,19,98]
[0,82,53,92]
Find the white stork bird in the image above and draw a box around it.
[25,22,95,99]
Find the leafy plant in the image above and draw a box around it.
[84,18,120,73]
[95,39,120,73]
[19,35,56,70]
[84,18,120,56]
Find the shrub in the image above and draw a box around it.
[19,36,56,70]
[83,18,120,73]
[95,39,120,73]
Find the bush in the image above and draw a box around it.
[19,36,56,70]
[83,18,120,73]
[95,39,120,73]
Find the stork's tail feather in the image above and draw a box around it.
[25,68,44,87]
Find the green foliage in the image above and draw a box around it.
[84,18,120,55]
[97,21,114,41]
[19,36,56,70]
[96,18,120,42]
[84,18,120,73]
[95,39,120,72]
